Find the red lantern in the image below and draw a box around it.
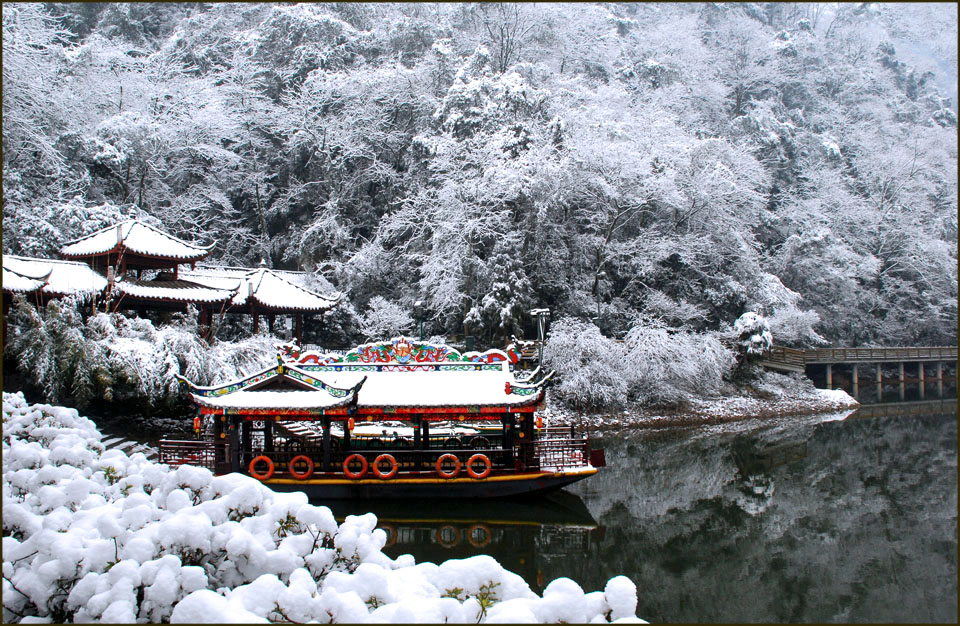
[505,382,512,395]
[347,417,356,431]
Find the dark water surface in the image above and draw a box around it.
[325,401,957,623]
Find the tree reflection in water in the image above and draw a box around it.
[321,403,956,622]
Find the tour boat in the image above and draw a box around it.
[165,337,604,498]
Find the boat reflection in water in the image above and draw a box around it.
[322,490,601,593]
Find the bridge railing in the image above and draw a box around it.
[801,346,958,364]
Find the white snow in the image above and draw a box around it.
[182,266,340,312]
[191,387,357,411]
[60,220,213,260]
[2,391,643,623]
[3,255,109,297]
[114,277,238,303]
[2,265,48,293]
[326,369,541,408]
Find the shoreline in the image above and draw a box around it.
[543,372,862,433]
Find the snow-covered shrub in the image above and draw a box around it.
[4,298,279,410]
[542,317,629,410]
[734,311,773,356]
[624,323,735,405]
[2,392,645,624]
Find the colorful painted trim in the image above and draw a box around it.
[292,337,519,367]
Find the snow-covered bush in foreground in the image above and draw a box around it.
[2,392,644,624]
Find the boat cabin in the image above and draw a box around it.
[167,337,603,498]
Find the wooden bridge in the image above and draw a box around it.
[762,345,957,400]
[763,346,958,371]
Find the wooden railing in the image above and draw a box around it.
[802,346,958,364]
[159,439,230,474]
[762,345,957,370]
[762,346,806,371]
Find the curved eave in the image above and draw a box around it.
[60,220,215,261]
[61,247,213,263]
[247,297,340,313]
[2,266,50,293]
[187,388,357,412]
[113,279,237,304]
[176,364,280,396]
[176,365,362,398]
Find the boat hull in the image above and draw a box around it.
[258,467,598,499]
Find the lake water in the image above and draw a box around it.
[325,400,958,623]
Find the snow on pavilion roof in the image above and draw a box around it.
[179,338,553,413]
[2,255,108,297]
[113,276,239,304]
[60,220,214,262]
[182,266,340,313]
[2,264,50,293]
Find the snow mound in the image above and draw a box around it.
[3,391,643,623]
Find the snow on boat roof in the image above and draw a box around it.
[189,388,355,411]
[60,220,214,261]
[114,276,239,304]
[180,338,551,412]
[318,369,541,409]
[3,255,108,296]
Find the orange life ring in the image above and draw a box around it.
[467,523,492,549]
[249,455,275,481]
[435,453,461,479]
[288,454,314,480]
[380,523,397,548]
[466,454,492,479]
[343,453,368,479]
[436,524,460,548]
[372,454,399,479]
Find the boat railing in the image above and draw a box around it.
[527,437,590,470]
[242,444,513,477]
[537,426,578,439]
[159,439,230,473]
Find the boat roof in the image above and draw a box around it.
[179,337,552,415]
[60,220,214,262]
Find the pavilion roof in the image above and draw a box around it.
[113,276,239,305]
[2,255,109,298]
[182,265,340,313]
[2,264,50,294]
[60,220,214,263]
